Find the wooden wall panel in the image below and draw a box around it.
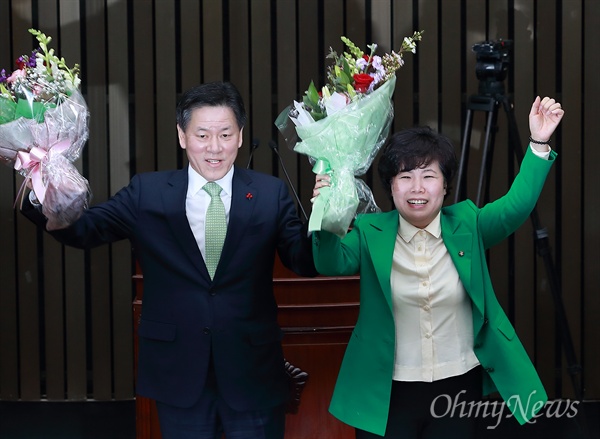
[133,0,156,174]
[275,0,301,214]
[0,0,18,404]
[417,0,438,127]
[368,0,392,203]
[250,0,274,176]
[12,0,40,402]
[86,0,112,402]
[202,0,224,84]
[392,0,417,133]
[0,0,597,409]
[107,0,135,402]
[346,0,367,49]
[322,0,345,64]
[39,0,66,402]
[484,1,510,329]
[294,0,321,212]
[534,0,561,399]
[63,0,90,403]
[560,0,584,400]
[440,0,463,146]
[228,0,251,169]
[179,0,201,94]
[512,0,537,373]
[583,0,600,400]
[155,0,177,171]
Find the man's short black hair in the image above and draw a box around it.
[176,81,247,132]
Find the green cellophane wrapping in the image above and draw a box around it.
[293,76,395,237]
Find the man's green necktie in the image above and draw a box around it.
[203,182,226,279]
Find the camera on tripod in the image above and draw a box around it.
[472,39,513,96]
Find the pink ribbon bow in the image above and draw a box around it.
[14,139,70,204]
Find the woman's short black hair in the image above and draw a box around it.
[176,81,247,132]
[377,126,458,200]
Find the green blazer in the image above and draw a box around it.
[313,147,557,436]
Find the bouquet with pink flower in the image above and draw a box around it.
[276,31,423,237]
[0,29,90,230]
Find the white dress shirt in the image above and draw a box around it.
[185,165,234,261]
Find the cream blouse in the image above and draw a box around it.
[390,213,479,382]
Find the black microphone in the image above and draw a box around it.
[269,140,308,221]
[246,138,260,169]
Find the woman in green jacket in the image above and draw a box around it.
[311,96,564,438]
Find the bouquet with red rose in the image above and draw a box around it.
[276,32,423,237]
[0,29,90,230]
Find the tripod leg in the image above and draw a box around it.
[502,97,583,401]
[454,108,474,204]
[476,107,499,206]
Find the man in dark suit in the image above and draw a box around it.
[23,81,317,439]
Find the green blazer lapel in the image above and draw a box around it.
[441,209,484,320]
[363,211,399,312]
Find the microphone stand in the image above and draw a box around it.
[269,140,308,221]
[246,138,260,169]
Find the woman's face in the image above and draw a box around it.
[391,159,446,229]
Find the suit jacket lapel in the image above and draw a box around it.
[441,208,484,321]
[363,211,399,312]
[216,167,256,276]
[162,169,209,275]
[362,208,484,322]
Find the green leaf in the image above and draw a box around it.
[337,70,352,86]
[305,80,320,106]
[14,98,48,122]
[302,94,314,109]
[311,111,326,121]
[0,97,17,124]
[341,57,353,77]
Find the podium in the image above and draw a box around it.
[133,257,358,439]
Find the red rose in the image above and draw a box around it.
[353,73,374,93]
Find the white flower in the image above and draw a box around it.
[49,60,60,79]
[324,92,349,116]
[34,58,46,75]
[289,100,316,127]
[404,37,417,53]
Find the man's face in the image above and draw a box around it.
[177,105,243,181]
[391,160,446,229]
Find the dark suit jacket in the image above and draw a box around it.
[23,165,317,411]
